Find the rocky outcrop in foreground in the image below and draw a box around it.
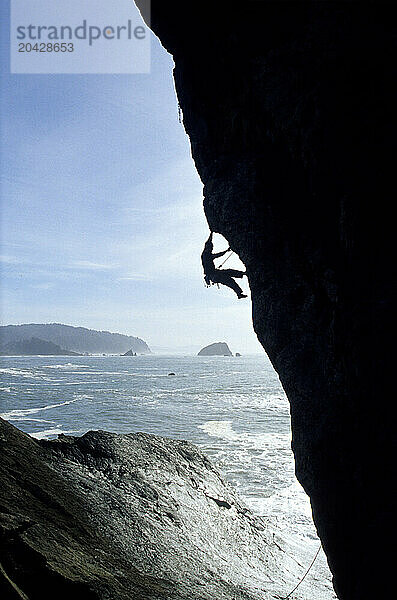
[198,342,232,356]
[0,419,333,600]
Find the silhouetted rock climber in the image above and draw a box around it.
[201,232,247,299]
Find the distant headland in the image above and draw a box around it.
[0,337,81,356]
[0,324,151,356]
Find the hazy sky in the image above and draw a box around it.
[0,1,262,354]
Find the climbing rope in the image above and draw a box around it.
[219,250,234,268]
[277,545,322,599]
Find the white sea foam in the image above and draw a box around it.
[52,370,124,376]
[0,368,62,382]
[156,386,199,393]
[0,397,79,420]
[43,364,91,369]
[0,386,12,392]
[50,382,99,386]
[11,418,56,424]
[198,420,240,441]
[198,419,290,449]
[30,428,77,440]
[0,367,37,378]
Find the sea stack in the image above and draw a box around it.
[198,342,233,356]
[122,349,137,356]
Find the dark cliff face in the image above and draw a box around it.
[139,2,396,598]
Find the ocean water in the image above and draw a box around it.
[0,353,336,597]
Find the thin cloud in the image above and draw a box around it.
[69,260,116,271]
[117,273,151,282]
[0,255,24,264]
[30,282,55,290]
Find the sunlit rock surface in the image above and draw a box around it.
[0,418,334,600]
[138,2,396,598]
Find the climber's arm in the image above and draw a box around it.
[212,248,230,259]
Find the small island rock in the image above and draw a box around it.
[198,342,233,356]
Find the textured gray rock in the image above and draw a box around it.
[0,419,334,600]
[198,342,232,356]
